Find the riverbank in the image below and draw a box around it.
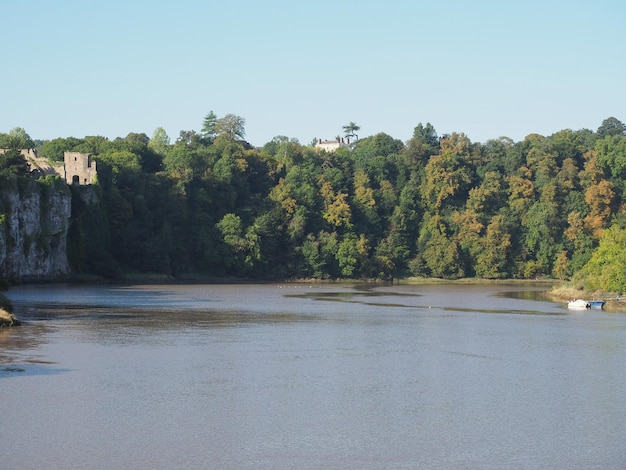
[0,309,20,327]
[543,282,626,312]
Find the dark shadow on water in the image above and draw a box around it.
[286,291,422,300]
[443,306,568,316]
[21,306,143,323]
[0,362,70,378]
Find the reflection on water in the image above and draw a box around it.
[496,289,546,299]
[0,320,50,363]
[1,282,626,469]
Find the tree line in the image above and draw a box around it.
[1,115,626,291]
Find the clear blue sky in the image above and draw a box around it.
[1,0,625,146]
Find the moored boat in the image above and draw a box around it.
[588,300,605,308]
[567,299,590,309]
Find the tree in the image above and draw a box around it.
[421,150,472,211]
[0,148,29,177]
[465,170,505,217]
[584,179,615,237]
[522,200,559,275]
[215,114,246,141]
[418,213,465,278]
[353,133,404,162]
[40,137,82,161]
[506,168,535,216]
[575,224,626,292]
[201,111,218,140]
[216,213,248,270]
[475,215,511,279]
[0,127,34,149]
[596,135,626,180]
[175,130,204,149]
[336,233,369,277]
[319,177,352,229]
[342,121,360,141]
[404,123,439,169]
[597,117,626,139]
[412,122,438,148]
[149,127,170,155]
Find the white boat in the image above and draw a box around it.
[567,299,590,309]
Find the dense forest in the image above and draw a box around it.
[1,115,626,291]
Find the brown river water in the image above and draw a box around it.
[1,282,625,469]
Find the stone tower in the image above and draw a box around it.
[63,151,97,185]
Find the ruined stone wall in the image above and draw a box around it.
[0,149,64,178]
[24,149,65,178]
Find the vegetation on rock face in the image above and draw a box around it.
[1,116,626,289]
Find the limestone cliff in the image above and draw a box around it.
[0,178,72,282]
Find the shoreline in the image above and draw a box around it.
[0,309,20,327]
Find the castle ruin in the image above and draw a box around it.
[0,149,97,185]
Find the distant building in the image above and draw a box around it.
[315,137,350,152]
[0,149,97,185]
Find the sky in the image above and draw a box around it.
[1,0,625,147]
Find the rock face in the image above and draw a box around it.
[0,180,72,282]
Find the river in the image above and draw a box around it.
[1,282,625,469]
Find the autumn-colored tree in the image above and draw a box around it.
[506,168,535,216]
[421,152,472,211]
[319,177,352,229]
[584,179,615,237]
[552,251,569,280]
[465,170,505,217]
[475,215,511,279]
[10,111,626,283]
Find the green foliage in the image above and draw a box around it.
[0,149,29,177]
[39,137,82,161]
[201,111,218,141]
[342,122,360,141]
[149,127,170,154]
[575,224,626,292]
[0,127,34,149]
[418,214,465,279]
[4,114,626,283]
[596,135,626,181]
[597,117,626,139]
